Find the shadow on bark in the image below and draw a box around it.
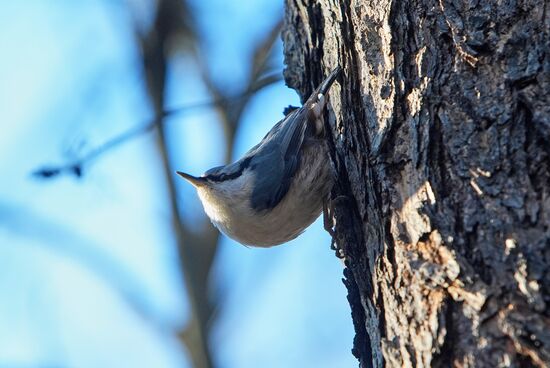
[283,0,550,366]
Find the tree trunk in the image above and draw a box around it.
[282,0,550,366]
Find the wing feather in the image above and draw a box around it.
[245,67,341,211]
[248,108,309,211]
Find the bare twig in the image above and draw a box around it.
[32,73,281,180]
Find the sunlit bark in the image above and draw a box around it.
[283,1,550,366]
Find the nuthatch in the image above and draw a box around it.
[177,66,341,247]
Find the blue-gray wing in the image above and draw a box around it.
[244,66,341,211]
[247,107,309,211]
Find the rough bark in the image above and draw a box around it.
[282,0,549,367]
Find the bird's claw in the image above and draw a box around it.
[323,199,345,259]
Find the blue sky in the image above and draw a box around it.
[0,1,355,367]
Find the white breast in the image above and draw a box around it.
[195,143,332,247]
[196,170,255,234]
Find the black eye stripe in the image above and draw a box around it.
[206,157,252,182]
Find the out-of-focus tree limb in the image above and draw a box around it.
[31,74,281,181]
[142,11,284,367]
[138,1,215,367]
[198,19,283,163]
[192,21,284,331]
[30,0,284,366]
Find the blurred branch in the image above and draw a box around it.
[146,12,284,368]
[31,74,281,180]
[138,0,215,367]
[251,20,284,83]
[198,19,283,162]
[29,1,284,366]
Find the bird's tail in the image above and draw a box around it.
[316,66,342,97]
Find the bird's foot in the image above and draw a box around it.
[323,199,345,259]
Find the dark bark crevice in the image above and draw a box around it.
[283,0,549,366]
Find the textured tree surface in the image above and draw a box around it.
[283,0,549,366]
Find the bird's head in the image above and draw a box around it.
[176,163,241,188]
[177,163,253,226]
[175,171,208,187]
[176,160,252,201]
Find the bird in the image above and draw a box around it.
[177,66,341,247]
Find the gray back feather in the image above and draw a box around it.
[247,107,308,211]
[210,67,341,211]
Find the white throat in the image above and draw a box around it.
[196,169,254,232]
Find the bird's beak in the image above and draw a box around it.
[176,171,207,187]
